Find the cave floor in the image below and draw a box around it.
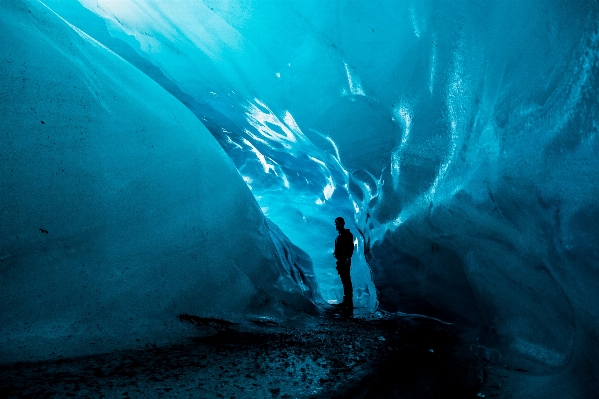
[1,310,486,398]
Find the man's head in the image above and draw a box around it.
[334,217,345,232]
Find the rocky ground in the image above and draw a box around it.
[1,308,487,398]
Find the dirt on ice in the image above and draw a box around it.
[0,309,485,398]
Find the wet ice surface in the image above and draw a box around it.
[1,311,484,398]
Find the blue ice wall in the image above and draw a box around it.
[7,0,599,395]
[47,0,380,310]
[0,0,316,362]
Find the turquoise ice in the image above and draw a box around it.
[2,0,599,397]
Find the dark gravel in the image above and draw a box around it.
[0,309,484,398]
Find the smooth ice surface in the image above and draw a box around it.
[0,0,315,362]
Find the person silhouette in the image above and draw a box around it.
[334,217,354,309]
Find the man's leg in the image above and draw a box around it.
[338,260,353,306]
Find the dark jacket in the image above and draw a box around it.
[334,228,354,260]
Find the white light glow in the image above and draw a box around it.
[343,62,365,96]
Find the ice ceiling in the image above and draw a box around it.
[2,0,599,396]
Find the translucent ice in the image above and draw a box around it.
[0,0,314,362]
[5,0,599,396]
[51,0,381,310]
[66,0,599,368]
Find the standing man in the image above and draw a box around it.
[334,217,354,308]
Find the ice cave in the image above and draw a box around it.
[1,0,598,397]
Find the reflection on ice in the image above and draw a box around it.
[343,62,366,96]
[309,156,336,203]
[429,37,437,94]
[199,97,378,310]
[242,138,275,174]
[409,5,421,38]
[244,99,300,147]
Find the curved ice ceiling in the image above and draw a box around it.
[63,0,384,309]
[26,0,599,394]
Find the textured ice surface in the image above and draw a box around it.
[67,0,599,357]
[0,0,315,362]
[4,0,599,396]
[48,0,379,310]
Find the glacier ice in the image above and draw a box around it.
[0,0,315,362]
[51,0,381,310]
[3,0,599,396]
